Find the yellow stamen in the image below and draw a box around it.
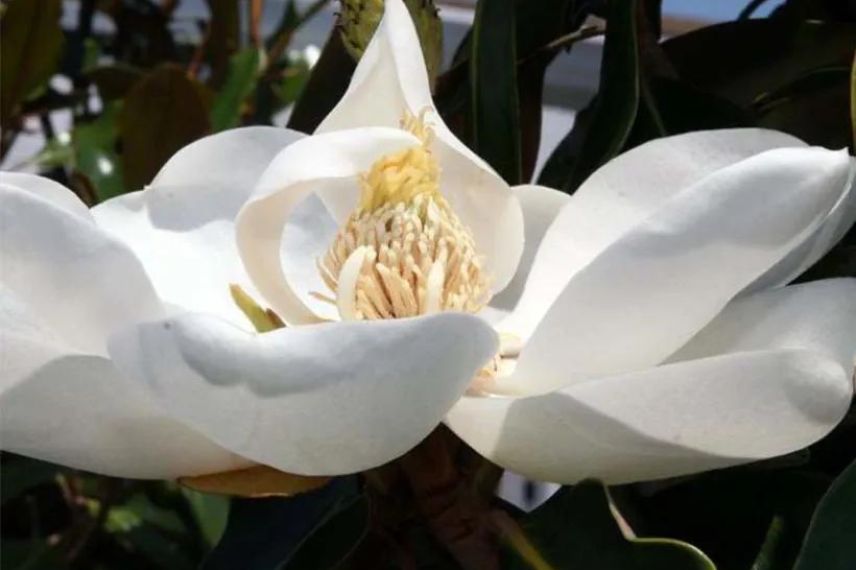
[315,110,491,321]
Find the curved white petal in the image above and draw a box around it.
[746,158,856,291]
[108,312,498,475]
[488,185,570,321]
[281,193,340,320]
[0,292,248,479]
[447,349,852,485]
[236,127,420,325]
[0,183,163,355]
[316,0,524,293]
[506,129,807,339]
[671,278,856,369]
[512,146,851,393]
[92,127,303,325]
[0,172,92,220]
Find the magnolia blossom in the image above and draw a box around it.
[2,0,856,487]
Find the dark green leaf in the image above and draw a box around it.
[210,48,261,131]
[0,0,63,127]
[0,457,62,505]
[120,64,210,190]
[206,0,241,87]
[88,65,144,102]
[794,459,856,570]
[281,494,369,569]
[507,481,714,570]
[0,539,67,570]
[470,0,522,184]
[201,477,359,570]
[74,102,125,202]
[287,31,355,134]
[181,488,230,548]
[539,0,640,192]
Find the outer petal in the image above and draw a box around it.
[0,172,92,220]
[505,129,807,339]
[671,278,856,369]
[0,291,248,479]
[92,127,303,325]
[447,349,851,485]
[746,159,856,291]
[512,146,851,393]
[316,0,524,293]
[0,182,163,355]
[486,185,570,321]
[236,127,420,325]
[108,312,498,475]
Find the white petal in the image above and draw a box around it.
[281,193,340,320]
[0,183,163,355]
[447,349,852,485]
[92,127,303,325]
[513,146,851,393]
[0,293,247,479]
[489,185,571,320]
[506,129,807,339]
[671,278,856,369]
[0,172,92,220]
[316,0,524,293]
[108,312,498,475]
[746,158,856,291]
[236,127,421,325]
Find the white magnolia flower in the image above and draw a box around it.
[2,0,856,486]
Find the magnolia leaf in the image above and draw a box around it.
[210,48,262,131]
[470,0,522,184]
[120,64,210,190]
[182,488,230,548]
[0,0,63,127]
[538,0,640,192]
[793,459,856,570]
[88,64,144,102]
[179,465,329,498]
[506,481,715,570]
[287,31,355,134]
[74,102,125,202]
[201,477,359,570]
[280,495,369,569]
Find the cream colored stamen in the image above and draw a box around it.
[315,111,491,321]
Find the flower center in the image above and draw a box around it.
[314,111,491,321]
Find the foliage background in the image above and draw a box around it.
[1,0,855,568]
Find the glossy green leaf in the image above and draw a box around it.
[539,0,640,192]
[616,468,830,570]
[287,31,355,134]
[662,19,854,149]
[0,0,63,127]
[470,0,522,184]
[201,477,359,570]
[210,48,261,131]
[280,494,369,569]
[120,64,210,191]
[74,102,125,202]
[181,489,230,548]
[506,481,715,570]
[794,459,856,570]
